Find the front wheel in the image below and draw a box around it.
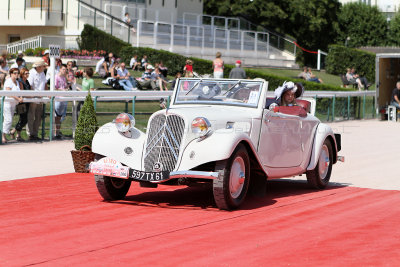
[95,175,131,200]
[213,144,250,210]
[306,139,333,189]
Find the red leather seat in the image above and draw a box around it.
[296,99,311,113]
[276,106,307,117]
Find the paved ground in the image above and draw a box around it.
[1,119,399,189]
[1,119,400,266]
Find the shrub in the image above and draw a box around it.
[25,48,34,56]
[74,92,98,150]
[325,44,375,83]
[33,47,45,56]
[77,24,130,56]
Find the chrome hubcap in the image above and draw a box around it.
[318,145,330,179]
[229,156,246,199]
[110,177,125,189]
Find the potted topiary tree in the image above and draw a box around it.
[71,92,98,173]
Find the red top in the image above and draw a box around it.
[185,64,193,72]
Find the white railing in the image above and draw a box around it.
[7,36,42,54]
[0,89,377,145]
[103,3,174,24]
[7,35,80,54]
[76,1,293,61]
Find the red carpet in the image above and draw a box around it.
[0,173,399,266]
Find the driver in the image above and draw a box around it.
[269,81,304,110]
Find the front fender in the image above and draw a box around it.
[92,122,146,170]
[177,129,258,171]
[307,123,337,170]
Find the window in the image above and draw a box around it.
[162,0,165,6]
[149,0,151,5]
[8,35,21,43]
[175,0,177,8]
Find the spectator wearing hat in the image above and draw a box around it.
[2,68,23,143]
[27,59,48,141]
[137,64,157,90]
[17,51,27,68]
[272,81,304,108]
[229,60,246,79]
[42,49,50,66]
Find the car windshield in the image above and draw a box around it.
[174,78,264,108]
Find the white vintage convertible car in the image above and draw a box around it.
[89,78,343,210]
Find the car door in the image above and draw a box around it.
[258,109,302,168]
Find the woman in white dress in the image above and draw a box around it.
[2,68,23,143]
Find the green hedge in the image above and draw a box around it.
[80,24,351,92]
[77,24,130,56]
[325,44,375,83]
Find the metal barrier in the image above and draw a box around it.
[0,90,377,145]
[7,35,80,54]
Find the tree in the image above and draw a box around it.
[387,13,400,46]
[336,3,387,48]
[203,0,341,66]
[286,0,340,66]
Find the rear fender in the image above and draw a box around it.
[92,123,146,170]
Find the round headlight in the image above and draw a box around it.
[191,117,211,136]
[115,113,135,133]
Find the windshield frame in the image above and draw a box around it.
[172,78,264,108]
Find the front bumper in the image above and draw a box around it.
[89,159,219,183]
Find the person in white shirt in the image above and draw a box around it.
[129,55,141,70]
[27,59,48,141]
[116,62,137,90]
[95,53,115,78]
[2,68,23,143]
[10,57,25,70]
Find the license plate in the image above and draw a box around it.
[129,169,170,182]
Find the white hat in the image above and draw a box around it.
[274,81,304,100]
[44,49,50,55]
[17,50,23,55]
[32,59,48,68]
[147,64,154,70]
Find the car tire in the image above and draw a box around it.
[306,139,333,189]
[93,154,131,200]
[95,175,132,200]
[213,144,250,210]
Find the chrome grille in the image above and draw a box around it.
[144,114,185,171]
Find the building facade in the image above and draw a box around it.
[0,0,203,47]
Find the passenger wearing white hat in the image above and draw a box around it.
[26,59,48,141]
[268,81,304,110]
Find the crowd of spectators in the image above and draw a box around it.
[1,50,97,143]
[1,48,267,143]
